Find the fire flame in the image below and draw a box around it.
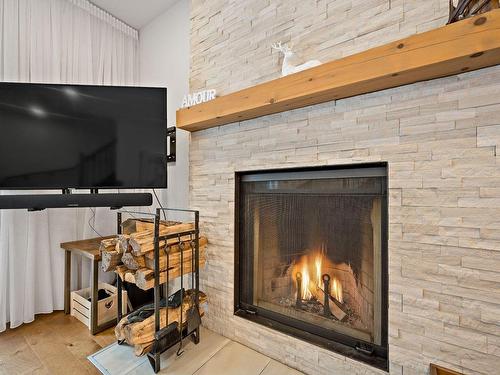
[301,261,312,300]
[294,248,343,303]
[315,255,322,289]
[332,277,343,303]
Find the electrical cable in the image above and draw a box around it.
[88,207,103,238]
[153,188,167,221]
[118,188,139,218]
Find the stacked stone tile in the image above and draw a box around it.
[190,0,450,96]
[188,1,500,374]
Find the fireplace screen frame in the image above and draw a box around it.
[234,163,388,370]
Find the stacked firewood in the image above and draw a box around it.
[100,218,208,290]
[115,289,207,355]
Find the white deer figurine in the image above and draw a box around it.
[271,41,321,77]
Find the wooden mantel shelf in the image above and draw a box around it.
[177,10,500,132]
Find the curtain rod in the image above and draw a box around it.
[71,0,139,39]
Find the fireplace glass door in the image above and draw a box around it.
[236,165,387,367]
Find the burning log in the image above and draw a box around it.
[309,280,347,322]
[295,272,303,309]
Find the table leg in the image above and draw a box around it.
[64,250,71,314]
[117,275,123,322]
[91,259,99,335]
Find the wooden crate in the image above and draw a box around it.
[70,282,127,330]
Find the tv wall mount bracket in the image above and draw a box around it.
[167,126,176,163]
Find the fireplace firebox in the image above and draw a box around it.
[235,164,388,369]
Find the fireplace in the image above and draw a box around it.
[235,164,388,369]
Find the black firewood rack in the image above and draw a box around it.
[115,208,201,373]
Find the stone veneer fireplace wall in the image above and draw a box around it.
[188,1,500,374]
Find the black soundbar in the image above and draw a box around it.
[0,193,152,211]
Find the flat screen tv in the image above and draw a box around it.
[0,82,167,189]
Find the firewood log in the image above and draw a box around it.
[115,265,137,284]
[144,247,206,272]
[115,316,128,341]
[100,237,122,272]
[144,238,208,271]
[99,237,117,252]
[116,234,130,253]
[121,253,146,270]
[309,281,347,322]
[101,250,122,272]
[114,289,207,355]
[114,255,206,291]
[134,256,206,290]
[131,300,203,356]
[134,343,153,356]
[144,236,208,260]
[123,291,207,346]
[125,302,199,345]
[128,223,195,255]
[130,235,192,256]
[121,218,180,235]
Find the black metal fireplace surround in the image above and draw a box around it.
[234,163,388,370]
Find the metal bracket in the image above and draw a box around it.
[166,127,176,163]
[355,342,374,356]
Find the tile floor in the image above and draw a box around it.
[0,311,303,375]
[89,326,304,375]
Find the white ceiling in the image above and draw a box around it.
[91,0,178,29]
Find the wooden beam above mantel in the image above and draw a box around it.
[177,10,500,132]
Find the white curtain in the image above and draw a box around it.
[0,0,139,331]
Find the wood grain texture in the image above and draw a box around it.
[61,236,115,261]
[177,10,500,132]
[0,313,304,375]
[116,255,206,291]
[128,223,195,255]
[0,311,115,375]
[430,363,464,375]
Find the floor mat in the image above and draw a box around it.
[88,327,230,375]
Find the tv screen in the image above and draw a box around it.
[0,83,167,189]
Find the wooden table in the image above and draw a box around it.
[60,236,115,335]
